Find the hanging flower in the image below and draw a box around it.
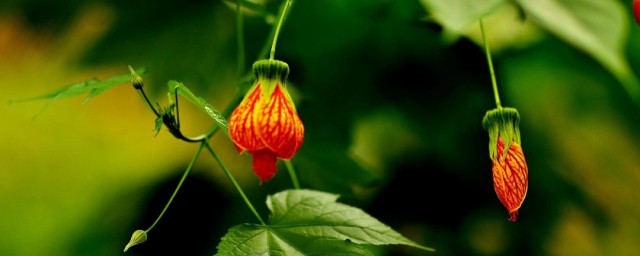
[229,59,304,183]
[483,107,528,222]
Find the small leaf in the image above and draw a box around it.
[124,229,148,252]
[216,190,434,255]
[517,0,640,103]
[154,116,163,136]
[168,81,229,136]
[11,68,148,117]
[83,69,145,104]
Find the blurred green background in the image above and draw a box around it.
[2,0,640,255]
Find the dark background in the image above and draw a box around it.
[2,0,640,255]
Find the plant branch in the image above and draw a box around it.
[145,142,205,232]
[479,19,502,108]
[269,0,294,60]
[205,142,266,225]
[284,160,300,189]
[136,88,161,118]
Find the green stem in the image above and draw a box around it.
[137,88,161,117]
[269,0,293,60]
[237,0,245,78]
[145,142,205,232]
[479,19,502,108]
[284,160,300,189]
[204,89,243,138]
[205,142,266,225]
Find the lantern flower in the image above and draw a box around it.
[482,107,528,222]
[229,59,304,183]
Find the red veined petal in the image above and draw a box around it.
[256,84,301,159]
[229,84,266,152]
[492,137,528,222]
[250,149,278,182]
[288,112,305,158]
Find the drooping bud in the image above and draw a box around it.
[124,229,148,252]
[128,65,144,89]
[229,59,304,183]
[483,107,528,222]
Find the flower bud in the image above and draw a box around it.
[124,229,147,252]
[128,65,144,89]
[483,107,528,222]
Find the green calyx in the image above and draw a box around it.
[253,59,289,81]
[252,59,290,98]
[482,107,521,161]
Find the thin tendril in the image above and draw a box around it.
[145,142,205,232]
[137,88,161,117]
[205,142,266,225]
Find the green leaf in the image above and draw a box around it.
[167,80,229,136]
[11,68,148,117]
[517,0,640,103]
[154,115,163,136]
[419,0,507,33]
[216,190,434,255]
[218,224,373,255]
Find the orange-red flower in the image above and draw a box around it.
[492,137,528,222]
[483,107,528,222]
[229,59,304,182]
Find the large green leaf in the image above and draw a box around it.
[217,224,373,255]
[419,0,507,33]
[10,68,147,116]
[216,190,434,255]
[517,0,640,103]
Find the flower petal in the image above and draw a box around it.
[229,84,266,152]
[289,112,305,157]
[492,137,528,222]
[256,84,301,159]
[251,149,278,182]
